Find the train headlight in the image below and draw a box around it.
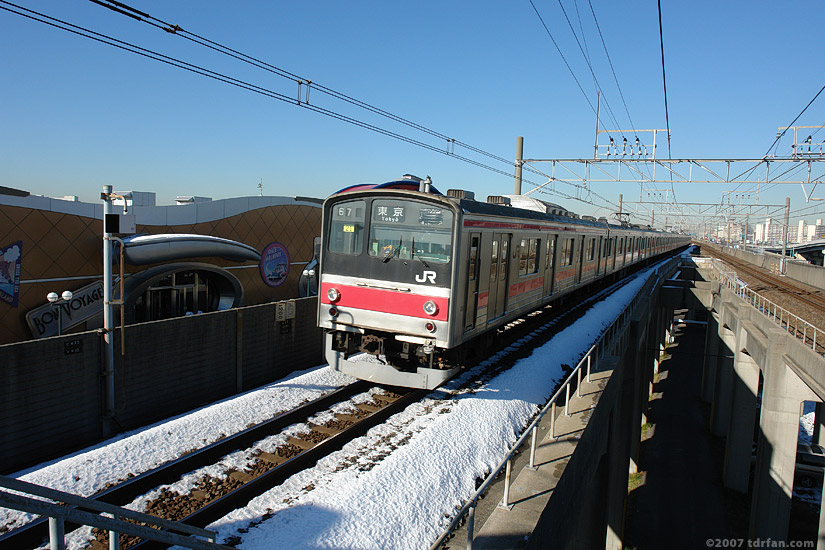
[327,288,341,302]
[423,300,438,316]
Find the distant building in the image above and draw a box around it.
[796,219,807,243]
[0,188,322,344]
[754,217,785,244]
[807,219,825,241]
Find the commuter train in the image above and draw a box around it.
[317,175,689,389]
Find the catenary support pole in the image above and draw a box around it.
[102,186,116,435]
[515,136,524,195]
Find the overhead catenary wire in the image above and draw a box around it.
[586,0,637,136]
[85,0,542,179]
[527,0,598,118]
[2,0,618,212]
[764,83,825,158]
[553,0,622,132]
[656,0,671,159]
[0,3,515,178]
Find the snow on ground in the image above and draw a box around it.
[9,249,817,549]
[1,366,355,532]
[200,266,664,549]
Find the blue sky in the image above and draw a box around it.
[2,1,824,228]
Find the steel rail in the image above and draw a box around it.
[131,387,429,550]
[0,381,372,550]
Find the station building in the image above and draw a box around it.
[0,186,322,345]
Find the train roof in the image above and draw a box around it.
[329,180,671,234]
[452,196,666,233]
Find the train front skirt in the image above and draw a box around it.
[325,333,459,390]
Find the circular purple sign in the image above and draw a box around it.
[260,242,290,287]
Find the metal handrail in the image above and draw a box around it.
[429,262,665,550]
[0,476,232,550]
[708,259,824,354]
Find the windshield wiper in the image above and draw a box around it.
[411,237,430,268]
[382,237,402,263]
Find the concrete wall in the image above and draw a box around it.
[700,241,825,290]
[0,297,323,474]
[525,258,679,549]
[688,264,825,544]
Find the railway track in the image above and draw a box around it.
[0,255,674,550]
[0,382,425,549]
[701,246,825,354]
[704,247,825,312]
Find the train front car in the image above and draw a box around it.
[318,183,460,389]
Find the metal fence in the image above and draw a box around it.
[429,262,665,549]
[706,258,825,355]
[0,476,231,550]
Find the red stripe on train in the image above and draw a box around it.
[320,282,449,321]
[508,276,544,298]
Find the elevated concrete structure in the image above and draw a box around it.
[453,250,825,548]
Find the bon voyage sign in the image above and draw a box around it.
[25,281,104,338]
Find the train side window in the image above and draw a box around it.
[519,238,528,276]
[528,239,538,274]
[520,238,539,276]
[546,238,556,270]
[328,200,366,255]
[490,239,499,282]
[561,238,574,266]
[469,236,479,281]
[586,238,595,261]
[500,238,509,279]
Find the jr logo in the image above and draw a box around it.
[415,270,437,284]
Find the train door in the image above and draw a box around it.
[464,233,480,331]
[596,236,603,276]
[605,237,618,271]
[543,235,556,297]
[487,233,510,321]
[575,235,586,283]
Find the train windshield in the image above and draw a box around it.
[367,199,453,264]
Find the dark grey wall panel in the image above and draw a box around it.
[0,297,322,473]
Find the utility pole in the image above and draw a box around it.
[618,193,623,224]
[781,196,790,274]
[515,136,524,195]
[101,186,116,435]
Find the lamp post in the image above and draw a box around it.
[46,290,73,336]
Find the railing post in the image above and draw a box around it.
[501,458,512,508]
[550,402,556,438]
[576,367,582,398]
[49,516,66,550]
[564,383,570,416]
[586,354,592,383]
[109,512,120,550]
[529,425,538,469]
[466,504,475,550]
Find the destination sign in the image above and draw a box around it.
[374,205,406,223]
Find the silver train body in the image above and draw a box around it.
[317,181,689,389]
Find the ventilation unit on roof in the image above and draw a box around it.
[447,189,475,200]
[487,195,512,206]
